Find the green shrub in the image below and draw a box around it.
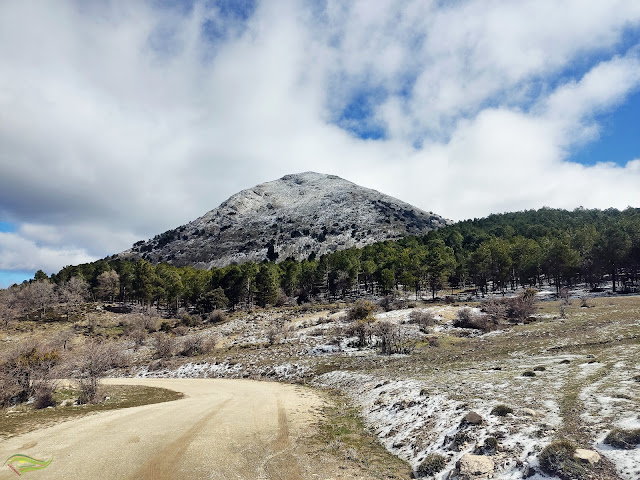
[451,431,474,450]
[538,440,589,480]
[159,321,173,333]
[347,300,376,321]
[179,313,200,327]
[604,428,640,449]
[479,436,498,455]
[416,453,447,477]
[490,404,514,416]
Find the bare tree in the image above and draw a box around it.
[20,280,55,319]
[59,276,89,320]
[96,270,120,302]
[74,340,119,404]
[0,288,19,329]
[375,321,416,355]
[0,341,60,408]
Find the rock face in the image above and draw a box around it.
[122,172,451,268]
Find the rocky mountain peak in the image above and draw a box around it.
[123,172,451,268]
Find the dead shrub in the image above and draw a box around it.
[207,309,227,324]
[506,289,537,322]
[375,321,416,355]
[482,298,507,322]
[408,310,436,333]
[454,308,497,332]
[126,325,147,347]
[345,319,374,348]
[179,334,216,356]
[559,287,571,305]
[173,325,189,336]
[141,312,159,332]
[75,340,121,404]
[33,382,56,409]
[559,303,567,318]
[0,342,60,407]
[266,326,281,346]
[152,334,176,359]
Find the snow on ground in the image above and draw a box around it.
[315,370,560,479]
[135,360,312,381]
[578,344,640,479]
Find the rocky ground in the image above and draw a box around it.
[116,290,640,479]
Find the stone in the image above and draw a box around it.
[522,464,536,478]
[521,408,537,417]
[573,448,601,464]
[464,411,484,425]
[456,454,494,479]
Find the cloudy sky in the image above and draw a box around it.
[1,0,640,287]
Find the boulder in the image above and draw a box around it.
[464,411,484,425]
[573,448,601,464]
[456,454,494,479]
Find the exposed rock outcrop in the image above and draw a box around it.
[121,172,450,268]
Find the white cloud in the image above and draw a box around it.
[0,232,94,273]
[0,0,639,275]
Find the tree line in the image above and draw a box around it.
[3,207,639,314]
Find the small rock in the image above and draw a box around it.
[456,454,494,479]
[464,411,484,425]
[521,408,537,417]
[522,464,536,478]
[573,448,600,464]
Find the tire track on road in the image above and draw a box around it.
[129,398,232,480]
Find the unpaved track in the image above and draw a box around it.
[0,378,335,479]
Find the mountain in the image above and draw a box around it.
[122,172,451,268]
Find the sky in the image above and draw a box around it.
[1,0,640,287]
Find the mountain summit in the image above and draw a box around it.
[123,172,451,268]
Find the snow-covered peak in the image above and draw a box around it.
[123,173,451,268]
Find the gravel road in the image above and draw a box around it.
[0,378,351,479]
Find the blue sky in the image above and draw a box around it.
[569,88,640,166]
[1,0,640,288]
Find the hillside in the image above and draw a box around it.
[121,172,450,268]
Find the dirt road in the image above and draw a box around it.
[0,378,356,479]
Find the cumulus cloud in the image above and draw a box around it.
[0,0,639,275]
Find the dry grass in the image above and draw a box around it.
[0,384,184,439]
[314,390,412,479]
